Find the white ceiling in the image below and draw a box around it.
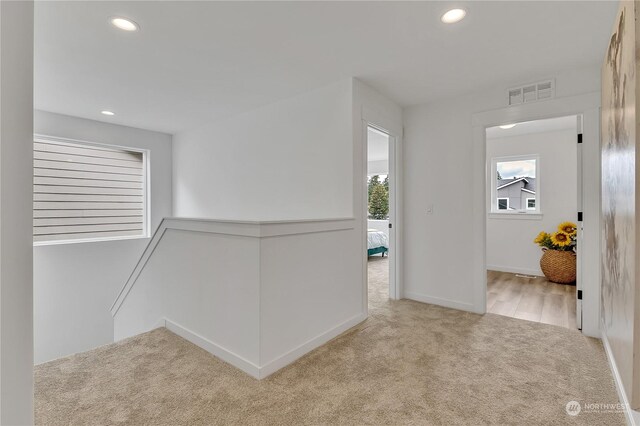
[486,115,578,139]
[35,1,618,134]
[368,127,389,162]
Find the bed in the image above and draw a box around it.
[367,229,389,257]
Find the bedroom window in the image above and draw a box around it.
[367,174,389,220]
[33,136,149,245]
[490,155,539,214]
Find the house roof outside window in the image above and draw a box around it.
[497,177,536,193]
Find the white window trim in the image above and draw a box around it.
[490,154,541,216]
[526,197,536,210]
[496,197,510,210]
[488,212,543,220]
[33,134,151,246]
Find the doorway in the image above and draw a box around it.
[484,115,581,330]
[471,93,600,336]
[366,126,394,307]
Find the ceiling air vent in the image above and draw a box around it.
[507,79,555,106]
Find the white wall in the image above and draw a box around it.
[259,224,362,369]
[402,66,600,312]
[169,78,401,352]
[33,111,172,364]
[0,2,34,423]
[486,128,577,275]
[600,1,640,414]
[113,218,360,379]
[114,225,262,367]
[173,79,353,220]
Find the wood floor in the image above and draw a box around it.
[487,270,577,330]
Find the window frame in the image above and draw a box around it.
[490,154,540,215]
[33,134,151,246]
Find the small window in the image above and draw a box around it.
[491,155,539,213]
[526,198,536,210]
[33,137,148,244]
[497,198,509,210]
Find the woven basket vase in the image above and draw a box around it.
[540,249,576,284]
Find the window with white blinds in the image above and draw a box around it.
[33,137,148,244]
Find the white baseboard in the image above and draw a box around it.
[258,312,367,379]
[601,324,637,425]
[404,292,475,313]
[164,318,261,379]
[486,264,542,277]
[163,313,366,380]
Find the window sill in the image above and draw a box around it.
[488,212,543,220]
[33,234,150,247]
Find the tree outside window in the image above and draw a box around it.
[368,175,389,219]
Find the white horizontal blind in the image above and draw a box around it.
[33,138,146,243]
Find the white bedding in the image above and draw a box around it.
[367,229,389,250]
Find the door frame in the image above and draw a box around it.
[575,115,584,330]
[362,120,402,301]
[471,92,601,337]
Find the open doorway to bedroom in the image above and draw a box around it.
[485,115,580,330]
[367,126,391,307]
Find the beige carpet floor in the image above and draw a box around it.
[367,254,389,309]
[35,256,624,425]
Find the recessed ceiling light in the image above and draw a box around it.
[441,8,466,24]
[499,124,517,130]
[110,17,139,32]
[101,110,115,116]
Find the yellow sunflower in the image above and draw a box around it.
[550,231,572,247]
[558,221,577,236]
[534,231,547,244]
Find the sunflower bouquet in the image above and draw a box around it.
[534,222,577,252]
